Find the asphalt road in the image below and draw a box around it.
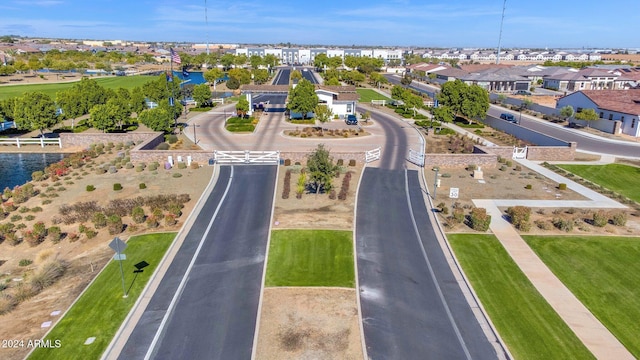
[384,74,640,157]
[301,68,320,84]
[272,67,290,85]
[362,105,413,170]
[356,168,498,359]
[118,165,276,360]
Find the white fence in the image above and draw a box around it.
[0,137,62,148]
[408,149,425,167]
[512,146,527,159]
[371,99,386,106]
[214,150,280,164]
[365,147,381,163]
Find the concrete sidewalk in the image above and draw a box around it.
[472,159,633,359]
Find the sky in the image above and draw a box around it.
[1,0,639,49]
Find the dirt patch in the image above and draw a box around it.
[284,127,370,139]
[512,94,559,108]
[255,288,362,360]
[0,145,213,360]
[272,164,362,230]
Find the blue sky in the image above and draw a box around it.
[1,0,638,48]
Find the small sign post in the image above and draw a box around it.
[449,187,459,199]
[109,237,128,298]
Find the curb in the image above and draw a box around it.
[353,161,369,360]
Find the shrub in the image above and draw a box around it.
[284,159,291,166]
[535,219,553,230]
[337,159,344,166]
[92,212,107,229]
[178,162,187,169]
[505,160,513,167]
[451,208,465,224]
[470,208,491,231]
[31,171,45,181]
[19,259,33,267]
[85,229,97,239]
[156,142,170,150]
[553,218,573,232]
[113,183,123,191]
[514,165,522,171]
[29,260,67,293]
[146,216,159,229]
[107,215,123,235]
[506,206,531,231]
[10,214,22,222]
[139,183,147,190]
[525,184,532,190]
[0,294,17,315]
[108,166,117,174]
[348,159,356,167]
[558,183,567,190]
[31,206,43,213]
[499,165,507,171]
[48,226,62,243]
[125,162,134,169]
[164,214,178,226]
[466,164,477,171]
[282,170,291,199]
[611,212,627,226]
[173,173,183,178]
[131,206,146,223]
[19,206,29,213]
[166,134,178,144]
[592,210,608,227]
[190,162,199,169]
[329,190,336,200]
[86,185,96,192]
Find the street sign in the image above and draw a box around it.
[109,237,127,254]
[113,254,127,261]
[449,187,459,199]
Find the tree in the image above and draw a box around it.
[287,79,318,119]
[137,108,172,132]
[290,69,302,82]
[220,53,235,70]
[314,53,330,69]
[314,104,332,123]
[233,54,248,68]
[306,144,338,194]
[226,77,240,90]
[404,93,424,116]
[263,54,279,70]
[14,92,59,136]
[438,79,489,124]
[228,67,251,85]
[89,102,119,132]
[72,77,111,114]
[203,67,223,84]
[192,84,212,108]
[431,105,455,123]
[56,88,83,128]
[236,96,249,117]
[574,108,599,127]
[559,105,574,120]
[129,86,147,115]
[325,77,340,86]
[400,73,413,86]
[252,69,269,85]
[249,55,263,69]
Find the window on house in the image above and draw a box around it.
[621,116,625,123]
[609,114,613,120]
[599,112,603,118]
[632,119,636,128]
[346,103,353,112]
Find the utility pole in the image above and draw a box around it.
[496,0,507,64]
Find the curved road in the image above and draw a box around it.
[384,74,640,157]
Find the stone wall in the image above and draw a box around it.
[60,132,160,149]
[526,142,577,161]
[476,145,513,159]
[425,153,498,169]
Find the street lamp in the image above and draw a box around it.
[432,167,439,200]
[192,123,200,145]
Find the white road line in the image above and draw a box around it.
[144,166,235,360]
[404,168,472,360]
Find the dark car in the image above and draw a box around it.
[345,114,358,125]
[500,113,517,123]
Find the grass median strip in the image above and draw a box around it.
[557,163,640,203]
[448,234,594,360]
[266,229,354,287]
[524,235,640,357]
[28,232,175,360]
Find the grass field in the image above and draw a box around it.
[265,229,354,287]
[524,235,640,357]
[0,75,157,100]
[28,232,175,360]
[225,116,256,132]
[448,234,594,360]
[356,88,392,103]
[557,163,640,203]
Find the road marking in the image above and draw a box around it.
[144,166,235,360]
[403,169,472,360]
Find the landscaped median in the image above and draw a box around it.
[265,229,354,287]
[524,235,640,358]
[225,116,257,132]
[448,234,594,360]
[28,233,175,360]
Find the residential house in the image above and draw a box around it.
[315,85,360,118]
[459,67,531,92]
[556,89,640,136]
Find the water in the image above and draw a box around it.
[0,153,66,190]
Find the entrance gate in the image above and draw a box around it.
[214,150,280,164]
[365,147,381,163]
[408,149,425,167]
[512,146,527,160]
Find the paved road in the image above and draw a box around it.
[272,67,290,85]
[301,68,320,84]
[357,168,498,359]
[118,165,276,360]
[384,74,640,157]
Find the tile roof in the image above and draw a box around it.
[579,89,640,115]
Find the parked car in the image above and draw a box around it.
[513,90,532,96]
[500,113,517,123]
[345,114,358,125]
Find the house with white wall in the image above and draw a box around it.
[315,85,359,118]
[556,89,640,137]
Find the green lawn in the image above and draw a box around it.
[225,116,256,132]
[28,232,175,360]
[557,163,640,203]
[266,229,354,287]
[356,88,392,103]
[448,234,594,360]
[0,75,157,100]
[524,235,640,357]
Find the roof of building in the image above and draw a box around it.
[568,89,640,115]
[316,85,359,101]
